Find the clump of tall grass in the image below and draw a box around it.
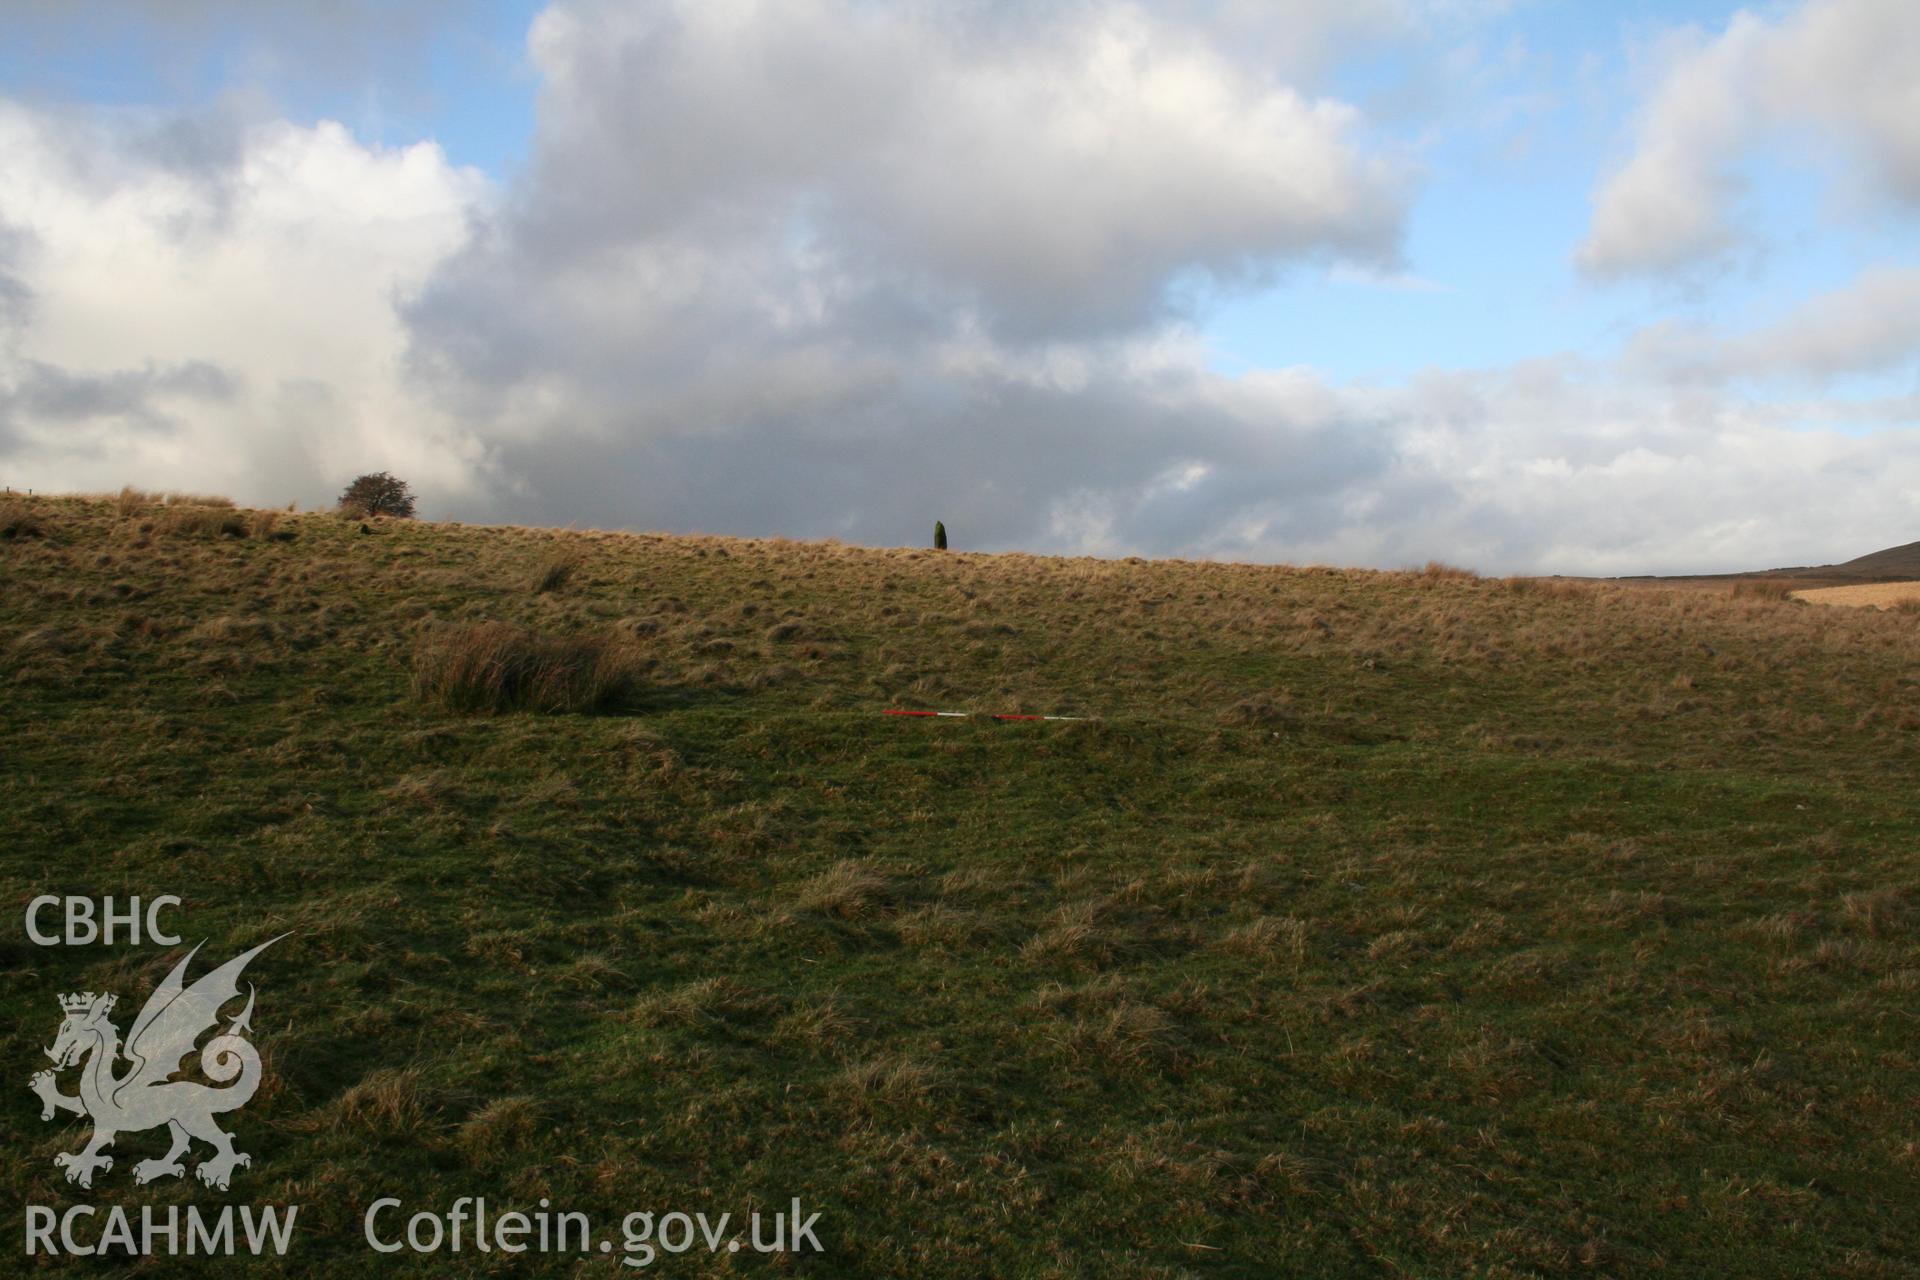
[163,491,235,508]
[114,486,156,517]
[1,501,47,540]
[155,505,247,538]
[1730,579,1799,602]
[413,621,643,713]
[530,547,584,593]
[792,860,896,920]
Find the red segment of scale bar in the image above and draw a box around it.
[882,709,1082,721]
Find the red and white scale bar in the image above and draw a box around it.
[883,709,1088,722]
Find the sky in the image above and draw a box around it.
[0,0,1915,574]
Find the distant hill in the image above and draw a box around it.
[1742,538,1920,583]
[1616,538,1920,585]
[1820,538,1920,580]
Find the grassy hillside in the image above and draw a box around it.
[4,492,1919,1278]
[1833,539,1920,582]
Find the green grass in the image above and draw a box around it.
[3,493,1918,1277]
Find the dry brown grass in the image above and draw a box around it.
[163,491,235,508]
[154,504,248,538]
[412,621,644,713]
[530,546,584,593]
[1220,915,1311,963]
[114,486,156,517]
[325,1066,434,1136]
[631,976,775,1028]
[1731,579,1802,601]
[0,500,46,540]
[792,860,896,919]
[1500,575,1595,598]
[456,1096,543,1165]
[1793,581,1920,610]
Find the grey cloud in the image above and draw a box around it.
[1628,265,1920,385]
[463,361,1396,561]
[401,0,1415,556]
[6,359,237,425]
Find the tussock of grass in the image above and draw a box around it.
[154,504,248,538]
[457,1096,542,1164]
[326,1067,434,1136]
[1841,887,1905,936]
[836,1055,939,1115]
[1220,914,1310,963]
[792,859,895,919]
[412,621,642,713]
[1,501,46,540]
[632,976,773,1028]
[1731,578,1801,601]
[530,546,584,593]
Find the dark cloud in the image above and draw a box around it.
[400,0,1414,557]
[466,362,1393,556]
[5,358,235,424]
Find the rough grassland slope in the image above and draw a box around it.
[3,494,1918,1278]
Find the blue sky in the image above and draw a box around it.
[1207,1,1915,402]
[1,1,1915,572]
[0,2,544,173]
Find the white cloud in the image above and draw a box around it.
[1629,264,1920,383]
[1356,362,1920,574]
[1579,0,1920,278]
[511,0,1410,336]
[0,100,488,504]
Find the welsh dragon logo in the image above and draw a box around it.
[29,937,284,1191]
